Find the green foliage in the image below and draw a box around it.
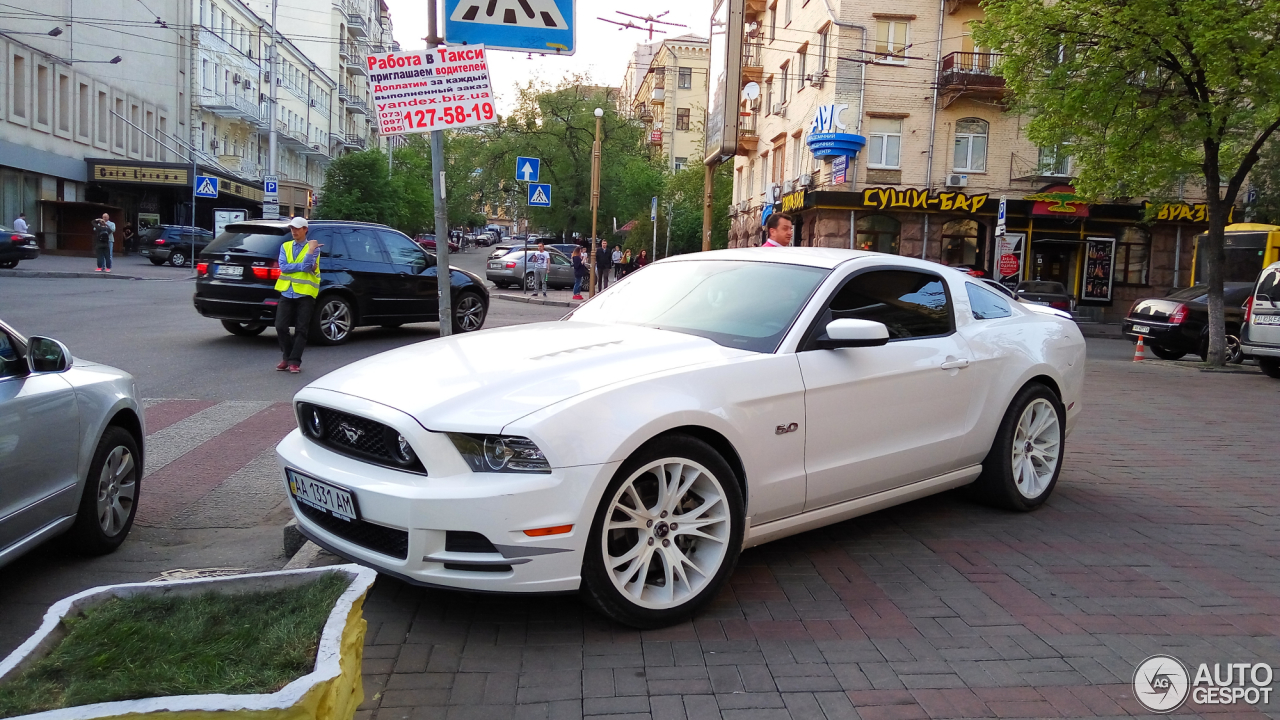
[314,150,398,226]
[0,574,349,717]
[624,163,734,258]
[1248,138,1280,225]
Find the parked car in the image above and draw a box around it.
[279,248,1084,627]
[0,223,40,268]
[138,225,214,267]
[414,234,460,253]
[1242,261,1280,378]
[548,243,580,257]
[489,241,536,260]
[0,318,144,568]
[486,249,574,290]
[193,220,490,344]
[1122,282,1252,362]
[1014,281,1073,312]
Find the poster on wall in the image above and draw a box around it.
[997,233,1025,290]
[1083,237,1116,302]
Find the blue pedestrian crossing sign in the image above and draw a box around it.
[444,0,576,55]
[194,175,219,198]
[516,157,540,182]
[528,183,551,207]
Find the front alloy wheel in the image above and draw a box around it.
[453,293,486,333]
[973,383,1064,511]
[168,249,187,267]
[314,296,354,345]
[583,436,743,627]
[68,426,141,554]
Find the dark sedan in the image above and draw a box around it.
[0,224,40,268]
[1014,281,1073,312]
[193,220,489,344]
[139,225,214,267]
[1122,283,1252,362]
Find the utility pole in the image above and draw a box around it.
[589,107,603,296]
[268,0,279,181]
[427,2,452,335]
[702,163,713,252]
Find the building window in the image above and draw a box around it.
[676,107,690,130]
[818,26,830,74]
[652,66,665,89]
[130,103,141,155]
[765,80,773,113]
[12,55,26,118]
[875,20,909,64]
[35,65,50,126]
[674,157,687,171]
[785,0,792,24]
[779,61,789,104]
[941,219,982,267]
[58,73,70,132]
[761,152,770,196]
[953,118,988,172]
[748,158,756,199]
[114,98,124,150]
[1038,144,1073,176]
[797,44,807,90]
[856,214,901,254]
[866,118,902,168]
[768,3,776,42]
[773,142,787,184]
[97,90,108,143]
[678,67,691,89]
[78,82,90,139]
[1116,226,1150,286]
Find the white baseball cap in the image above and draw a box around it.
[288,216,309,229]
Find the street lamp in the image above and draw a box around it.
[589,107,604,297]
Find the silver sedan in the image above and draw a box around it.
[0,319,144,568]
[486,250,576,290]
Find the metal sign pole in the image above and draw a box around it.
[428,1,452,336]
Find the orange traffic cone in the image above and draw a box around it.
[1133,335,1146,362]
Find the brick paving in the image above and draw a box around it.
[352,356,1280,719]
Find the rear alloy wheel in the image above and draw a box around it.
[0,260,18,269]
[313,295,354,345]
[452,292,486,333]
[524,272,536,291]
[1260,357,1280,379]
[973,384,1064,511]
[582,436,744,628]
[68,426,140,555]
[149,258,166,265]
[1226,335,1244,364]
[221,320,266,337]
[168,249,188,267]
[1149,344,1186,361]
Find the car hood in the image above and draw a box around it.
[307,322,741,432]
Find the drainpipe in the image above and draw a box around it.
[922,0,946,259]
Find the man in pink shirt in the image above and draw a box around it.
[762,213,793,247]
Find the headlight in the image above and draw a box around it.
[447,433,551,473]
[386,428,418,467]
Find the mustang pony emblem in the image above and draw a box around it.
[338,422,364,444]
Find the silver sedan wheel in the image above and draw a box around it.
[602,458,731,611]
[319,298,352,342]
[1011,398,1061,499]
[96,446,137,537]
[455,294,485,332]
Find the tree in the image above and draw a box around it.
[314,150,398,226]
[977,0,1280,365]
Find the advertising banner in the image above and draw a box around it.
[368,45,498,136]
[1083,237,1116,302]
[997,232,1025,290]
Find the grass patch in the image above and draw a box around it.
[0,573,349,718]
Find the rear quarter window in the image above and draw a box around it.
[966,282,1013,319]
[1256,269,1280,301]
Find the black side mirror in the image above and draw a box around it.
[27,336,72,373]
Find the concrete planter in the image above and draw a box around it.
[0,564,378,720]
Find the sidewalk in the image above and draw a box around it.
[0,253,196,281]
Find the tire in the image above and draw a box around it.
[312,294,355,345]
[67,426,141,555]
[1226,335,1244,364]
[149,258,166,266]
[524,272,536,291]
[972,383,1065,511]
[452,292,487,333]
[221,320,266,337]
[1260,357,1280,379]
[168,249,188,267]
[0,260,17,269]
[581,435,745,628]
[1150,344,1186,361]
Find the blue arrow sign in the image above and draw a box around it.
[528,183,551,207]
[444,0,575,55]
[516,157,540,182]
[194,175,219,198]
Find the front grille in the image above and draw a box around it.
[297,404,426,474]
[444,563,512,573]
[295,502,409,560]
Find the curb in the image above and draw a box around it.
[0,269,151,280]
[492,293,581,308]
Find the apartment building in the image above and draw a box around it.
[726,0,1213,320]
[629,35,710,172]
[618,41,660,119]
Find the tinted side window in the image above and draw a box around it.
[1258,269,1280,300]
[308,227,345,259]
[0,331,22,379]
[341,228,388,263]
[551,254,570,266]
[829,270,952,339]
[380,230,427,266]
[966,282,1012,319]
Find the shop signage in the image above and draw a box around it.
[779,189,806,213]
[997,233,1025,289]
[1083,237,1116,302]
[806,104,866,158]
[1144,201,1232,223]
[859,186,990,213]
[90,163,189,186]
[832,155,848,184]
[1026,184,1088,217]
[369,45,497,136]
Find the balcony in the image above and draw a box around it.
[347,11,368,38]
[651,87,665,104]
[937,52,1006,108]
[345,133,367,149]
[198,93,261,124]
[218,155,260,181]
[345,96,368,115]
[338,85,350,99]
[742,39,764,84]
[945,0,981,13]
[736,112,759,156]
[744,0,767,17]
[346,46,369,76]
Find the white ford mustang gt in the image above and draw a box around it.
[278,248,1085,627]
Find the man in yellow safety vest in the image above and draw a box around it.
[274,216,321,373]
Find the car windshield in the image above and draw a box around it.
[565,260,829,353]
[1017,281,1066,294]
[204,225,289,255]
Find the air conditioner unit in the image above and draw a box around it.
[233,74,241,84]
[749,97,761,111]
[808,73,825,89]
[243,80,252,90]
[782,179,795,193]
[771,102,782,115]
[309,99,317,108]
[768,183,781,202]
[798,173,814,188]
[946,173,969,188]
[210,139,219,151]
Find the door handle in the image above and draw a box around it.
[940,358,970,370]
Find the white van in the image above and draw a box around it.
[1242,260,1280,378]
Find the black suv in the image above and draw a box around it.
[139,225,215,267]
[193,220,489,344]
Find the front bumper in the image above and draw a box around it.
[276,392,616,593]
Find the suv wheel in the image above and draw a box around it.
[313,295,355,345]
[221,320,267,337]
[168,249,188,267]
[1260,357,1280,379]
[1150,344,1185,361]
[452,292,486,333]
[149,258,166,266]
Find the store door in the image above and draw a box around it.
[1032,242,1078,291]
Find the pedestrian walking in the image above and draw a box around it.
[571,246,587,300]
[530,242,550,297]
[636,249,650,269]
[274,217,321,374]
[122,223,136,255]
[12,212,28,234]
[619,249,632,278]
[92,213,115,272]
[763,213,793,247]
[595,241,612,292]
[612,245,623,280]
